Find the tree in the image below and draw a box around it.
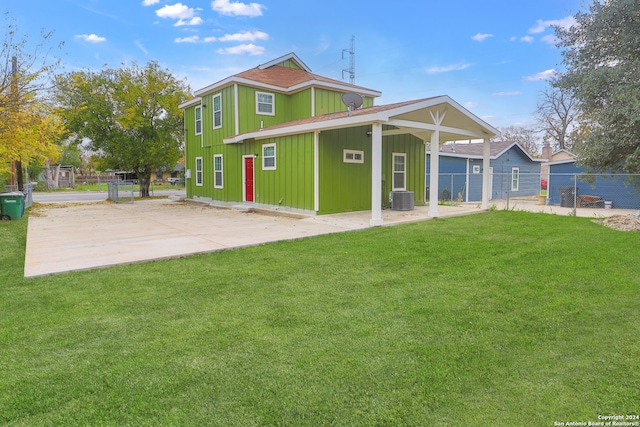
[492,125,541,157]
[555,0,640,174]
[55,62,191,197]
[0,13,64,188]
[535,86,578,152]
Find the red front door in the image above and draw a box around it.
[244,156,254,202]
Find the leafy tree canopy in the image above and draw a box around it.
[0,12,63,179]
[54,61,191,196]
[555,0,640,174]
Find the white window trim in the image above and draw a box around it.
[194,105,202,136]
[213,154,223,189]
[511,167,520,191]
[213,93,222,129]
[343,149,364,164]
[472,164,481,174]
[392,153,407,191]
[256,91,275,116]
[195,157,203,186]
[262,143,276,170]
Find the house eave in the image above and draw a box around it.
[195,76,381,98]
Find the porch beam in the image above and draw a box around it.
[386,119,489,139]
[481,137,491,209]
[370,122,383,226]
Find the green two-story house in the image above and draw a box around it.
[180,53,499,226]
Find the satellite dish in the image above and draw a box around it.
[342,92,363,116]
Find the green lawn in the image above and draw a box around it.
[1,211,638,426]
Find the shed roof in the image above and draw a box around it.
[438,140,543,162]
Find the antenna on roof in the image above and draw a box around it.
[342,35,355,85]
[342,92,363,117]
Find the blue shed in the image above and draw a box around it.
[427,141,543,202]
[547,160,640,209]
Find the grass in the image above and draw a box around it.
[1,211,638,426]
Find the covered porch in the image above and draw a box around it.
[367,96,499,225]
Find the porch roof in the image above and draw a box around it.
[223,95,499,144]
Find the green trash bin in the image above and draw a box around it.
[0,192,25,220]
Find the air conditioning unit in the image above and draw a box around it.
[390,191,414,211]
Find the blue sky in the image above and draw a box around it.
[6,0,582,129]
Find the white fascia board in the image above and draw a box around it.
[195,77,287,96]
[493,142,539,162]
[224,112,387,144]
[438,95,500,137]
[179,97,202,109]
[288,80,382,97]
[387,119,490,139]
[196,76,382,98]
[386,96,499,137]
[258,53,312,72]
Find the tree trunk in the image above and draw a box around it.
[139,173,151,198]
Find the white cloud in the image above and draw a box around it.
[464,101,478,109]
[541,34,557,45]
[212,0,265,17]
[142,0,159,6]
[217,43,265,55]
[521,35,534,43]
[492,91,523,97]
[472,33,493,42]
[203,36,218,43]
[217,30,269,42]
[175,17,204,26]
[175,35,200,43]
[524,69,558,82]
[156,3,197,19]
[75,34,107,43]
[529,16,576,34]
[426,63,471,74]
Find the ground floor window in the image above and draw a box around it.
[392,153,406,190]
[511,167,519,191]
[262,143,276,170]
[214,154,223,188]
[195,157,203,186]
[343,149,364,164]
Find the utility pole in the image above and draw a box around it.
[342,36,355,85]
[11,56,24,191]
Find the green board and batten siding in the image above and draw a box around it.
[317,126,426,214]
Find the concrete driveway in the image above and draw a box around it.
[25,195,632,277]
[24,198,485,277]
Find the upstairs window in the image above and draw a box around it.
[256,92,275,116]
[195,106,202,135]
[262,143,276,170]
[213,94,222,129]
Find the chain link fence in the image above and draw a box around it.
[429,172,640,213]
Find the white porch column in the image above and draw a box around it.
[313,131,319,212]
[481,137,491,209]
[428,129,440,218]
[370,122,383,226]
